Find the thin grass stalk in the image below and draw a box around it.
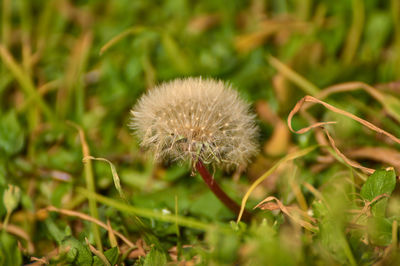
[341,0,364,64]
[69,122,103,251]
[391,0,400,78]
[77,187,231,233]
[83,153,103,251]
[0,45,55,122]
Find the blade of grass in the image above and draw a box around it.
[107,219,118,249]
[100,26,147,55]
[296,0,312,20]
[392,220,398,252]
[341,0,364,64]
[391,0,400,77]
[288,165,308,211]
[1,0,11,47]
[68,122,103,251]
[36,0,54,53]
[0,44,55,122]
[237,145,318,223]
[19,0,33,75]
[174,195,180,238]
[79,153,163,250]
[267,55,320,96]
[85,238,111,266]
[83,156,126,200]
[341,232,357,266]
[56,32,92,120]
[77,187,231,233]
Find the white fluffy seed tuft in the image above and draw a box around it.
[130,77,258,169]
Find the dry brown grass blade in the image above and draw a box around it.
[315,81,400,123]
[186,13,220,34]
[288,95,400,144]
[317,82,382,101]
[376,80,400,93]
[100,26,147,55]
[237,146,318,223]
[235,20,309,53]
[30,256,48,265]
[324,128,375,174]
[345,147,400,172]
[46,206,135,249]
[288,95,400,174]
[288,96,400,144]
[127,239,147,259]
[254,196,317,231]
[85,237,111,266]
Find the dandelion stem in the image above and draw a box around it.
[195,160,252,221]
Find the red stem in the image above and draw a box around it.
[195,160,252,221]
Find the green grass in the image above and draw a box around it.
[1,0,400,265]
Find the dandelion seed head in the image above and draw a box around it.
[130,77,258,169]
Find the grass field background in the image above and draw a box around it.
[1,0,400,265]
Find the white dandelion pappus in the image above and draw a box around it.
[130,77,258,169]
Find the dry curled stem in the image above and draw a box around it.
[254,196,317,231]
[288,95,400,174]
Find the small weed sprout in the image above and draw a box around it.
[130,77,258,219]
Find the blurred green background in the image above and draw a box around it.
[1,0,400,265]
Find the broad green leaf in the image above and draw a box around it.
[104,246,120,265]
[62,236,93,266]
[360,169,396,216]
[45,219,68,244]
[367,217,392,246]
[318,218,349,265]
[143,246,167,266]
[93,247,120,266]
[0,111,25,156]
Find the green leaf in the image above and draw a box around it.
[45,219,68,244]
[0,111,25,156]
[0,232,22,266]
[367,217,392,246]
[360,169,396,216]
[104,246,120,265]
[61,236,93,266]
[143,246,167,266]
[93,247,120,266]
